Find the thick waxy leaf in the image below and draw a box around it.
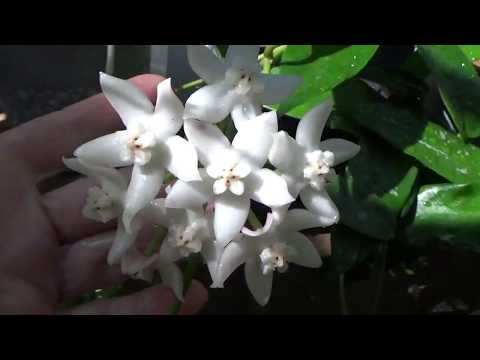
[272,45,379,118]
[459,45,480,62]
[402,51,431,80]
[418,45,480,139]
[360,66,427,102]
[405,183,480,253]
[334,80,480,184]
[328,225,379,274]
[326,118,418,241]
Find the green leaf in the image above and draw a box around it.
[402,51,431,80]
[216,45,228,57]
[459,45,480,62]
[405,182,480,253]
[271,45,379,118]
[334,80,480,184]
[326,119,418,241]
[360,66,428,102]
[329,225,379,274]
[418,45,480,138]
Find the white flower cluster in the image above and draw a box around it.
[64,45,360,306]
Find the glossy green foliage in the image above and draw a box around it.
[272,45,379,118]
[334,80,480,184]
[418,45,480,139]
[406,183,480,253]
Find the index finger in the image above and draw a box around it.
[0,74,164,179]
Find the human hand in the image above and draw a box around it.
[0,74,208,314]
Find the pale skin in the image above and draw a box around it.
[0,74,208,314]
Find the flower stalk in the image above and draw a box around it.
[177,78,205,93]
[169,253,203,314]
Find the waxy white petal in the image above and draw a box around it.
[159,237,183,263]
[282,173,307,199]
[107,221,139,265]
[232,111,278,168]
[121,245,158,276]
[285,232,323,268]
[165,169,213,209]
[158,260,184,302]
[225,45,261,73]
[184,82,239,124]
[244,259,273,306]
[122,163,165,233]
[206,163,224,178]
[247,169,295,207]
[162,135,201,181]
[184,118,230,166]
[319,138,361,166]
[62,157,127,198]
[212,239,247,287]
[281,208,325,232]
[231,101,262,130]
[144,199,171,228]
[268,131,306,176]
[201,239,222,284]
[257,73,303,105]
[187,45,227,84]
[233,161,252,178]
[229,180,245,196]
[74,131,132,167]
[213,179,228,195]
[242,212,275,237]
[300,187,339,226]
[151,78,184,140]
[214,193,250,245]
[296,98,333,150]
[100,72,153,129]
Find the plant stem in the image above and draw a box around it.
[176,78,204,93]
[263,45,276,59]
[272,45,287,60]
[370,242,389,314]
[262,58,272,74]
[248,210,263,230]
[105,45,116,75]
[145,226,168,257]
[163,172,176,185]
[169,254,203,314]
[339,274,349,315]
[261,45,277,74]
[258,45,287,64]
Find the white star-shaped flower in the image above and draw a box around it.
[120,199,219,300]
[184,45,302,128]
[165,111,295,246]
[268,98,361,226]
[120,243,185,301]
[63,157,147,264]
[73,73,201,233]
[213,209,324,306]
[63,157,127,223]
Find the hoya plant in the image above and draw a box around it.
[63,45,480,314]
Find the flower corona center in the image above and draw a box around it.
[83,186,119,223]
[207,159,251,196]
[168,223,203,257]
[259,244,291,275]
[124,130,157,166]
[225,68,264,97]
[303,150,336,190]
